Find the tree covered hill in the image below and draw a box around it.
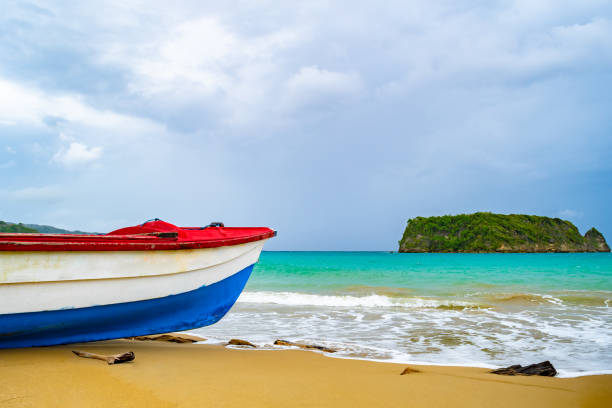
[0,221,38,233]
[399,213,610,253]
[0,221,94,235]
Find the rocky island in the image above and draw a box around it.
[399,213,610,253]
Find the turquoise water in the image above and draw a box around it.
[194,252,612,376]
[250,252,612,296]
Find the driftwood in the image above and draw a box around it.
[72,350,135,365]
[227,339,257,347]
[490,361,557,376]
[400,367,421,375]
[274,339,336,353]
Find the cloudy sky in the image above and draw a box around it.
[1,0,611,250]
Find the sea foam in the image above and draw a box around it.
[237,291,477,309]
[194,252,612,377]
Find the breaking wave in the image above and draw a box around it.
[483,293,563,305]
[237,291,479,309]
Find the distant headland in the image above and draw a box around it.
[0,220,93,235]
[399,212,610,253]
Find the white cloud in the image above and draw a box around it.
[375,12,612,95]
[106,15,297,97]
[125,17,236,96]
[5,146,16,154]
[53,142,103,166]
[0,76,164,137]
[98,14,308,128]
[0,75,172,176]
[285,66,363,108]
[88,1,611,134]
[0,186,63,201]
[58,132,74,142]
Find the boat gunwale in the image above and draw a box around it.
[0,229,276,252]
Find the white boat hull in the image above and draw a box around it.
[0,241,264,314]
[0,240,267,348]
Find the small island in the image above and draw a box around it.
[399,212,610,253]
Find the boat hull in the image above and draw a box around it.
[0,264,254,348]
[0,241,264,315]
[0,238,268,348]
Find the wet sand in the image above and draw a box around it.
[0,339,610,407]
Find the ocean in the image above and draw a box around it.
[192,252,612,377]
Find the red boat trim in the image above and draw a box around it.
[0,229,276,252]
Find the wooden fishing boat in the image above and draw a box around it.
[0,219,275,348]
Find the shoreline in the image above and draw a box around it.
[1,339,611,407]
[218,252,612,375]
[214,337,612,378]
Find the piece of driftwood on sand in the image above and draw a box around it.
[490,361,557,376]
[274,339,336,353]
[227,339,257,347]
[400,367,421,375]
[72,350,135,365]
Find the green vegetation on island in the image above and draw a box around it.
[399,213,610,253]
[23,223,93,235]
[0,221,39,233]
[0,221,94,235]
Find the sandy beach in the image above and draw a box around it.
[1,339,610,408]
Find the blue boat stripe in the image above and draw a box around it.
[0,264,254,348]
